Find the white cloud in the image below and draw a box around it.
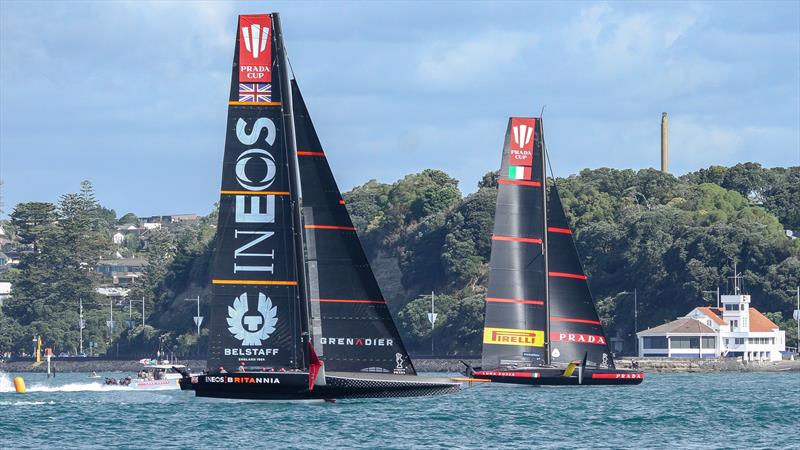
[566,2,702,77]
[669,117,798,169]
[416,30,538,88]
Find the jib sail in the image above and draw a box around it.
[481,118,548,370]
[546,185,614,368]
[292,80,416,375]
[207,13,307,372]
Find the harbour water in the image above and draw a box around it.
[1,371,797,449]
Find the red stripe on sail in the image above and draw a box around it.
[486,297,545,306]
[498,179,541,187]
[313,299,386,304]
[551,317,601,325]
[338,200,346,205]
[304,225,356,231]
[491,235,543,244]
[297,151,326,157]
[547,227,572,234]
[549,271,588,280]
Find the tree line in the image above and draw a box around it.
[0,163,797,358]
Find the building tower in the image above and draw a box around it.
[661,112,669,173]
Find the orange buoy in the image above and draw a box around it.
[14,376,26,393]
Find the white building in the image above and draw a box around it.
[637,292,786,362]
[0,281,11,307]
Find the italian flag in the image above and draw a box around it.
[508,166,532,180]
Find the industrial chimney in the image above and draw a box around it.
[661,112,669,173]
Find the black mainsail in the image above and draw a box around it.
[474,117,642,386]
[207,13,305,372]
[183,12,460,399]
[292,81,416,375]
[481,118,547,370]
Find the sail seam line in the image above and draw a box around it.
[212,279,298,285]
[228,101,282,106]
[551,317,601,325]
[548,271,588,280]
[492,235,543,244]
[220,190,290,196]
[486,297,545,305]
[312,299,386,304]
[304,225,356,231]
[498,179,542,187]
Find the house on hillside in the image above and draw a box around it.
[96,258,147,285]
[0,225,11,249]
[637,285,786,361]
[0,281,10,307]
[138,214,199,228]
[112,224,145,245]
[2,251,20,267]
[96,286,130,304]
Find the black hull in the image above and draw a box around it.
[473,368,643,386]
[180,371,461,400]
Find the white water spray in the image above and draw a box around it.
[0,372,14,392]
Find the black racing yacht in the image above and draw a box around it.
[467,117,643,386]
[179,12,460,400]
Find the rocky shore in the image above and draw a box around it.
[2,357,797,374]
[615,357,800,373]
[0,359,206,374]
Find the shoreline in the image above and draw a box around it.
[1,357,798,374]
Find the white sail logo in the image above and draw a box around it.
[235,148,276,191]
[242,24,269,59]
[512,124,534,149]
[227,292,277,346]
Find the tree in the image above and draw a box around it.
[10,202,57,252]
[3,182,112,353]
[118,213,140,226]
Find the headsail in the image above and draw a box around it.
[481,118,548,370]
[546,185,614,368]
[207,14,306,371]
[292,81,416,375]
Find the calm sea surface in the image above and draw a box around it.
[1,371,797,449]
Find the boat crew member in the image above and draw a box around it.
[237,362,246,373]
[218,366,227,374]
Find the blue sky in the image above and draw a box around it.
[1,1,798,218]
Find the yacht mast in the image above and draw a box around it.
[540,118,551,365]
[274,13,311,369]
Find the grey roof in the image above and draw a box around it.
[638,318,715,335]
[97,258,148,266]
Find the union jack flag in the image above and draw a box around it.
[238,83,272,102]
